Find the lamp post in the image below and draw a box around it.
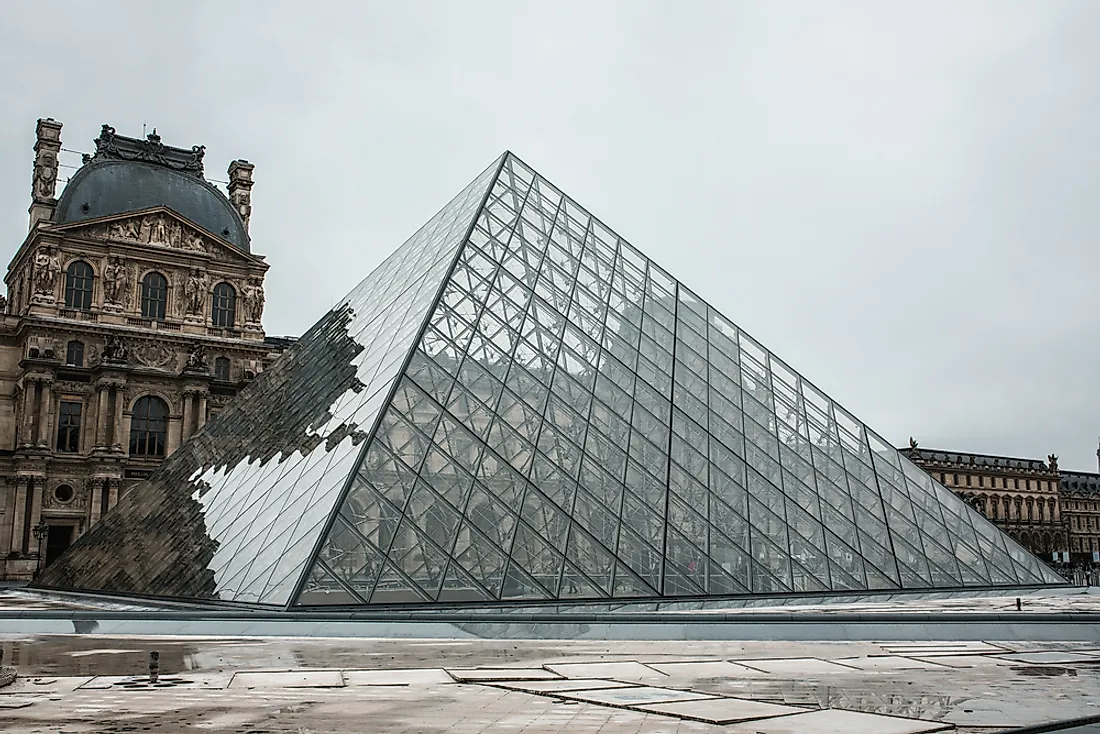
[31,520,49,576]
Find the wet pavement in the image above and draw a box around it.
[2,634,1100,732]
[2,588,1100,731]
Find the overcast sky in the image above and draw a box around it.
[2,1,1098,470]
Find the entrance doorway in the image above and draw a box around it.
[44,524,75,566]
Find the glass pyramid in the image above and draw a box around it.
[37,152,1063,608]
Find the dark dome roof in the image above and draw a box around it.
[54,126,250,251]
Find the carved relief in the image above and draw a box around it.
[81,213,213,255]
[33,150,58,200]
[43,480,88,511]
[183,228,208,253]
[32,247,62,298]
[107,217,142,241]
[148,213,177,247]
[184,343,209,372]
[132,341,175,369]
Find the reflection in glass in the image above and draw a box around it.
[38,151,1063,611]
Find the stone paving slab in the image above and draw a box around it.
[343,667,454,686]
[835,655,954,671]
[553,685,718,707]
[446,667,560,682]
[545,661,668,681]
[736,657,861,675]
[229,669,345,688]
[906,655,1032,669]
[880,642,1010,656]
[634,695,808,724]
[722,708,952,733]
[649,660,773,678]
[491,677,635,693]
[997,651,1100,665]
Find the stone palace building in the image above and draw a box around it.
[0,119,290,579]
[902,441,1100,565]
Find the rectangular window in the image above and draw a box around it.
[214,356,231,382]
[978,475,984,488]
[56,400,82,453]
[966,474,972,487]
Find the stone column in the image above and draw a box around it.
[106,479,120,511]
[28,480,44,558]
[181,390,194,443]
[111,387,125,449]
[95,385,110,447]
[9,477,28,554]
[88,478,104,526]
[36,379,53,447]
[20,379,37,448]
[197,392,208,431]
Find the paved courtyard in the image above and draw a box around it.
[2,589,1100,732]
[3,633,1100,732]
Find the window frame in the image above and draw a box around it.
[65,340,84,367]
[56,400,82,453]
[64,260,95,311]
[140,271,169,321]
[213,356,231,382]
[129,395,169,457]
[211,282,236,328]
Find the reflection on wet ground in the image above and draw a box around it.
[2,635,1100,731]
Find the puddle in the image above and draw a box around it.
[1013,666,1078,677]
[0,638,197,677]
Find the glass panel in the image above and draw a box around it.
[43,149,1065,612]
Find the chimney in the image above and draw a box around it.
[227,159,255,233]
[28,118,63,231]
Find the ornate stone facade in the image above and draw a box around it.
[901,443,1065,557]
[1061,470,1100,562]
[902,441,1100,564]
[0,120,292,580]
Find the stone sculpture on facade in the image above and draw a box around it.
[102,335,130,363]
[184,343,208,372]
[183,228,207,252]
[33,151,58,200]
[108,217,142,242]
[1049,454,1059,471]
[149,214,172,246]
[102,256,129,306]
[185,268,208,316]
[242,278,265,324]
[33,248,61,297]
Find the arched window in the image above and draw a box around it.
[129,395,168,457]
[64,260,94,310]
[141,271,168,320]
[214,356,231,382]
[211,282,236,328]
[65,340,84,367]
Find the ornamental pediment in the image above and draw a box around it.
[52,208,259,265]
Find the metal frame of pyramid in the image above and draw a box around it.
[37,152,1065,609]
